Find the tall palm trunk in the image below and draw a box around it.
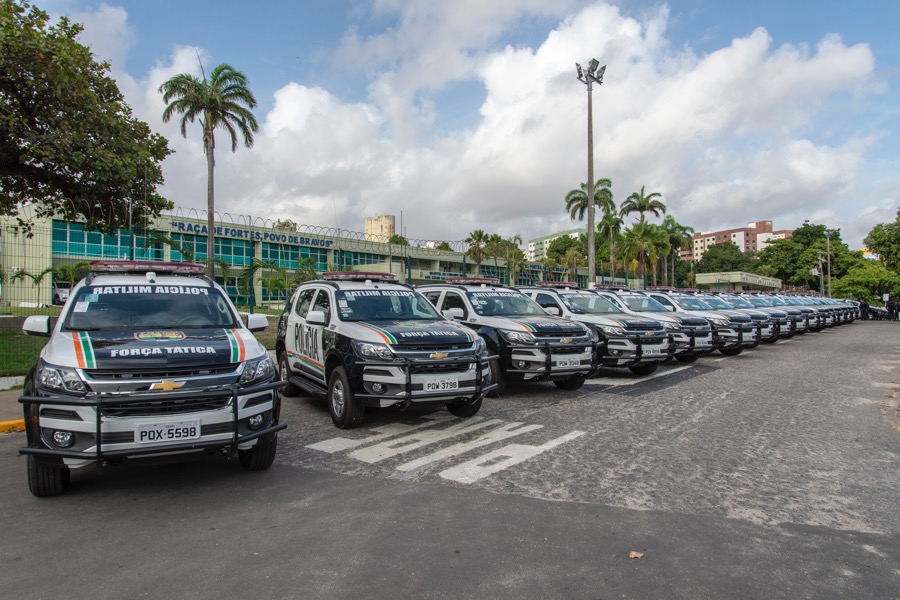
[205,126,216,278]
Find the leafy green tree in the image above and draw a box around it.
[864,210,900,272]
[388,234,409,246]
[695,241,750,274]
[55,261,91,286]
[434,241,453,252]
[621,222,668,283]
[274,219,299,231]
[465,230,489,275]
[0,1,171,234]
[832,260,900,303]
[546,235,583,265]
[159,62,259,279]
[597,209,623,278]
[620,185,666,224]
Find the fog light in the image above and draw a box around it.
[52,430,75,448]
[371,383,385,393]
[248,414,264,430]
[517,361,527,369]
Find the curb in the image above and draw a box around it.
[0,419,24,433]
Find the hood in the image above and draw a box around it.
[473,315,587,337]
[348,319,477,347]
[597,315,664,330]
[46,327,264,370]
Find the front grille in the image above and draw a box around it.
[395,342,473,351]
[533,332,588,341]
[86,365,238,380]
[100,395,232,417]
[623,323,663,332]
[410,363,474,375]
[550,346,586,354]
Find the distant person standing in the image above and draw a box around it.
[887,300,896,321]
[859,300,869,320]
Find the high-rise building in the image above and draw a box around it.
[683,220,793,261]
[526,228,585,262]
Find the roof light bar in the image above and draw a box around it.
[90,260,206,275]
[446,276,500,285]
[323,271,396,282]
[592,284,627,291]
[535,281,579,289]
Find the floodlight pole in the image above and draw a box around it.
[576,60,605,288]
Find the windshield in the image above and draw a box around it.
[700,296,731,310]
[63,284,239,330]
[467,291,546,316]
[559,293,621,314]
[672,295,712,310]
[620,294,669,312]
[747,296,772,307]
[336,289,442,321]
[723,296,754,308]
[768,297,788,306]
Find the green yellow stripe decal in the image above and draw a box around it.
[357,322,398,344]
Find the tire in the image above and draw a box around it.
[554,375,586,390]
[53,295,61,305]
[675,353,700,363]
[719,346,743,356]
[27,456,70,498]
[278,352,301,397]
[238,435,278,471]
[629,363,658,376]
[328,366,364,428]
[446,397,482,417]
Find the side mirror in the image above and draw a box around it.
[306,310,327,325]
[543,306,561,316]
[246,313,269,332]
[665,305,675,312]
[23,315,51,337]
[443,307,464,320]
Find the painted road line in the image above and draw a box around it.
[583,364,694,387]
[349,417,504,463]
[306,413,455,453]
[439,431,586,484]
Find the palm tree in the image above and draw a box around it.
[661,216,695,286]
[159,63,259,279]
[565,178,613,223]
[465,230,489,275]
[505,234,524,285]
[621,222,669,284]
[620,185,666,224]
[55,261,91,287]
[597,210,623,280]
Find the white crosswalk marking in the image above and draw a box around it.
[306,414,455,453]
[349,417,504,463]
[396,421,544,472]
[438,431,586,484]
[583,364,693,386]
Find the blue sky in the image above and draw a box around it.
[41,0,900,249]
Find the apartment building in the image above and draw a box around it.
[526,228,586,262]
[683,220,793,261]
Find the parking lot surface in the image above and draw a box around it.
[1,321,897,599]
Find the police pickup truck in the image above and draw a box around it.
[276,272,493,428]
[518,282,672,376]
[19,260,285,497]
[418,278,594,394]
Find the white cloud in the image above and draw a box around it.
[70,1,887,249]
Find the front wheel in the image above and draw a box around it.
[447,397,482,417]
[554,375,586,390]
[629,363,658,376]
[278,352,301,397]
[487,359,506,398]
[719,346,743,356]
[328,366,364,428]
[27,456,70,497]
[238,435,278,471]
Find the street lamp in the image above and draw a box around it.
[575,58,606,288]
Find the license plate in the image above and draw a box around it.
[424,377,459,391]
[695,336,712,347]
[555,358,580,367]
[136,420,201,444]
[643,346,666,356]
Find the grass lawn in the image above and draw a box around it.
[0,329,45,377]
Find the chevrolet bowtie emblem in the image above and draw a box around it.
[150,380,185,392]
[561,338,572,344]
[430,352,448,359]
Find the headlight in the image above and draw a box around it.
[708,317,729,327]
[663,321,682,331]
[473,337,488,357]
[354,341,396,360]
[37,361,86,394]
[240,356,275,384]
[599,325,625,336]
[500,330,536,344]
